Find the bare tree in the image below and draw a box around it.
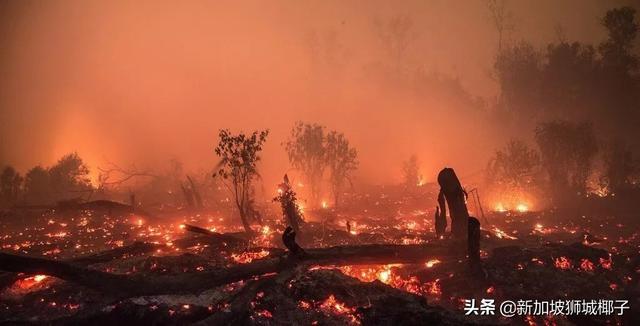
[325,131,358,207]
[0,166,22,207]
[284,122,326,207]
[97,161,159,188]
[214,129,269,234]
[486,0,514,53]
[601,139,637,195]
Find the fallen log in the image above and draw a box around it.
[0,242,161,291]
[182,223,249,244]
[70,241,159,265]
[0,233,248,292]
[0,241,461,297]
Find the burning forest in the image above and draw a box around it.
[2,1,640,325]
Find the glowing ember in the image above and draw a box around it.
[337,264,423,296]
[13,274,50,290]
[531,257,544,265]
[579,258,595,272]
[378,269,391,283]
[424,279,442,296]
[231,249,270,264]
[525,315,536,326]
[298,300,311,309]
[516,204,528,212]
[425,259,441,268]
[599,256,613,270]
[321,201,328,209]
[495,203,506,212]
[486,286,495,294]
[492,227,518,240]
[339,264,404,284]
[319,295,359,324]
[46,231,68,238]
[260,225,271,235]
[255,309,273,318]
[554,256,572,270]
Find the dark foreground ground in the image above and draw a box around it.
[1,188,638,325]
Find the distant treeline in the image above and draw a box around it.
[494,7,639,141]
[1,153,92,207]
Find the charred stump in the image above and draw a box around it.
[467,216,481,268]
[282,226,306,257]
[436,167,483,270]
[434,205,447,237]
[437,168,469,240]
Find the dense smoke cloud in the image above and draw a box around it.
[1,0,637,187]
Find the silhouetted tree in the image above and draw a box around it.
[494,42,542,120]
[24,166,51,204]
[214,129,269,234]
[495,7,639,144]
[601,139,637,195]
[486,0,514,53]
[0,166,22,206]
[597,6,639,136]
[599,7,638,73]
[48,153,92,202]
[542,42,597,120]
[325,131,357,207]
[284,122,326,207]
[535,120,598,201]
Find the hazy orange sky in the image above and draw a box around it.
[1,0,638,187]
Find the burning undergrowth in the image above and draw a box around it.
[1,187,639,325]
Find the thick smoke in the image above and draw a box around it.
[1,0,637,187]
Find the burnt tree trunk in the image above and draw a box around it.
[238,205,254,235]
[437,168,469,240]
[435,191,447,237]
[284,200,301,233]
[467,216,481,268]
